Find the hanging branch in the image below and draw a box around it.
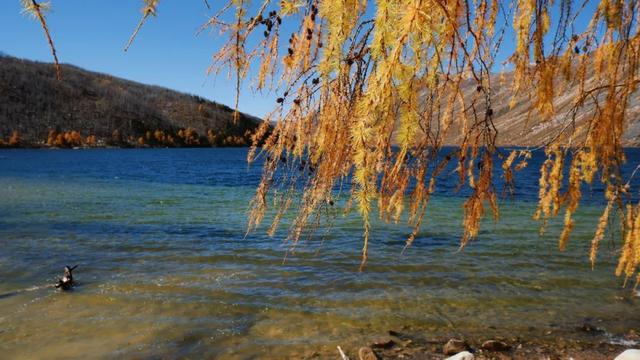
[21,0,61,80]
[124,0,160,52]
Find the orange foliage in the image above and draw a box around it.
[85,135,97,146]
[154,129,166,143]
[46,129,83,147]
[46,129,57,146]
[178,127,200,146]
[207,129,217,145]
[8,130,20,146]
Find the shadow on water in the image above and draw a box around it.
[0,284,53,300]
[0,291,18,300]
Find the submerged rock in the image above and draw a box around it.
[443,338,470,355]
[358,347,379,360]
[481,340,511,352]
[371,338,395,349]
[579,322,605,334]
[445,350,474,360]
[615,349,640,360]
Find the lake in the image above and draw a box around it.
[0,148,638,359]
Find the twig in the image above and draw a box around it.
[30,0,61,80]
[124,12,150,52]
[337,346,349,360]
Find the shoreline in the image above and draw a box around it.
[0,144,251,150]
[2,144,640,150]
[305,327,640,359]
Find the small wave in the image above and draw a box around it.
[24,284,49,292]
[605,332,640,347]
[0,284,48,299]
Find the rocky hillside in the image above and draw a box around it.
[442,69,640,147]
[0,55,263,147]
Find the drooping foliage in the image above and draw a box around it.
[22,1,640,286]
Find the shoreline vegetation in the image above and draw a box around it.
[0,128,260,149]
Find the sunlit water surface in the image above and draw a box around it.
[0,148,638,359]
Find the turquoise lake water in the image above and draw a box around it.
[0,148,638,359]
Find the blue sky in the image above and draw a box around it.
[1,1,598,119]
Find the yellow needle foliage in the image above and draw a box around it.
[23,1,640,285]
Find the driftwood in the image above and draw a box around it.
[337,346,349,360]
[55,265,77,290]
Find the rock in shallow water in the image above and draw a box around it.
[443,338,470,355]
[358,346,379,360]
[615,349,640,360]
[481,340,511,352]
[371,337,395,349]
[445,350,474,360]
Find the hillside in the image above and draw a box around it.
[0,55,263,147]
[1,55,638,148]
[441,69,640,147]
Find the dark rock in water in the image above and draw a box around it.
[578,322,605,334]
[371,338,395,349]
[55,265,77,291]
[444,338,470,355]
[358,346,379,360]
[481,340,511,352]
[0,291,18,300]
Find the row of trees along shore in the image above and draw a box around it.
[0,128,256,148]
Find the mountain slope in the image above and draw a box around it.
[441,69,640,147]
[0,55,263,147]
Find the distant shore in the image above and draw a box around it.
[0,143,251,149]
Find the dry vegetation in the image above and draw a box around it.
[19,0,640,287]
[0,55,262,147]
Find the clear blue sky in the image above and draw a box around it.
[0,1,279,118]
[1,1,598,119]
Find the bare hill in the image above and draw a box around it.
[442,70,640,147]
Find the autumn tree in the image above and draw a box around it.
[181,127,200,146]
[154,129,166,144]
[23,0,640,286]
[64,130,82,147]
[85,134,97,146]
[46,129,57,147]
[8,130,21,147]
[47,129,84,147]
